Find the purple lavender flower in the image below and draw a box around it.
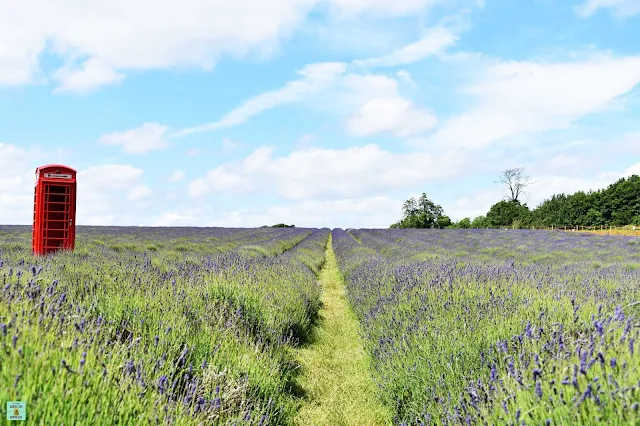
[157,375,168,394]
[490,366,497,382]
[613,305,625,321]
[213,397,221,410]
[576,384,592,406]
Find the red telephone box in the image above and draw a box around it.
[32,164,77,255]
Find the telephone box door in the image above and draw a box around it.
[41,182,76,251]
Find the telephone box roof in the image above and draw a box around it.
[35,164,77,173]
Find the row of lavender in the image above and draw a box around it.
[332,228,640,425]
[0,226,329,425]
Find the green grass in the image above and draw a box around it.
[294,233,392,426]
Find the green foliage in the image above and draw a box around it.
[392,174,639,230]
[470,215,489,228]
[390,193,450,229]
[530,174,640,227]
[486,200,531,227]
[455,217,472,229]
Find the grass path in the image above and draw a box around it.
[294,233,392,426]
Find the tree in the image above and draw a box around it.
[456,217,472,228]
[496,167,534,203]
[470,215,489,228]
[529,174,640,227]
[391,193,450,229]
[486,200,530,227]
[437,215,453,228]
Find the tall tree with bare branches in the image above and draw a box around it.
[496,167,534,203]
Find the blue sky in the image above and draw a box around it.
[1,0,639,228]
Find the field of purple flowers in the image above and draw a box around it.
[333,229,640,425]
[0,225,329,425]
[4,225,640,425]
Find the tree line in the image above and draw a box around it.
[392,169,640,229]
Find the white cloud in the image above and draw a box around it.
[0,0,327,91]
[189,144,471,200]
[0,144,76,224]
[151,196,401,228]
[0,143,44,224]
[53,58,125,94]
[127,185,153,201]
[426,53,640,150]
[98,123,169,154]
[175,64,436,139]
[78,164,143,191]
[346,96,437,137]
[448,188,503,221]
[171,16,461,139]
[0,26,45,85]
[168,170,185,182]
[624,161,640,176]
[335,73,437,137]
[550,154,591,170]
[0,0,478,94]
[326,73,400,113]
[173,62,347,136]
[189,166,253,197]
[575,0,640,18]
[0,0,454,90]
[221,137,240,153]
[257,196,400,227]
[353,25,458,68]
[152,212,201,227]
[329,0,441,17]
[396,70,417,86]
[76,164,148,224]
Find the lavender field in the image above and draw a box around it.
[1,226,640,425]
[0,226,329,425]
[333,229,640,425]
